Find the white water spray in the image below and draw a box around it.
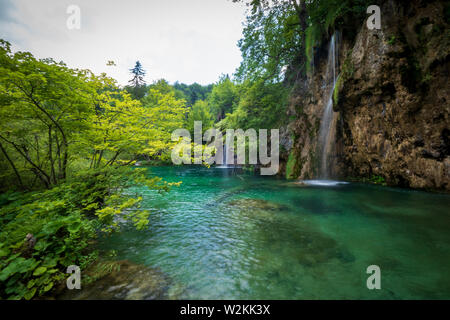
[318,33,340,179]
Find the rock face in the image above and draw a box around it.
[284,0,449,191]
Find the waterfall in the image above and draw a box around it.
[216,142,231,168]
[318,33,339,179]
[223,143,228,166]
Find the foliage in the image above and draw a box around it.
[128,61,146,87]
[124,84,147,101]
[0,40,184,190]
[126,61,147,100]
[0,41,184,299]
[148,79,186,101]
[140,88,187,160]
[0,166,179,300]
[217,79,288,130]
[235,0,303,82]
[234,0,373,82]
[0,40,96,189]
[368,175,386,185]
[173,82,213,107]
[208,75,240,121]
[186,100,213,136]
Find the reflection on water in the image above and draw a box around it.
[99,166,450,299]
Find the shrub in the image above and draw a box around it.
[0,167,178,299]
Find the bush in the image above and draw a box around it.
[0,190,97,299]
[0,167,177,299]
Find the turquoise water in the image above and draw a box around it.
[99,166,450,299]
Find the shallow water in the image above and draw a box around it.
[99,166,450,299]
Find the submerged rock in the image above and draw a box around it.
[295,235,355,267]
[57,260,177,300]
[227,198,289,212]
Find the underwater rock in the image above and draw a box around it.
[335,247,356,263]
[290,231,355,267]
[57,260,176,300]
[227,198,289,212]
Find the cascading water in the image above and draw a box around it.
[216,142,231,168]
[223,143,228,166]
[317,33,340,179]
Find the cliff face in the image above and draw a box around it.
[283,0,450,191]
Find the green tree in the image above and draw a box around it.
[140,87,187,160]
[186,100,213,136]
[126,61,147,100]
[234,0,307,81]
[0,40,185,189]
[0,41,183,300]
[148,79,186,101]
[173,82,213,107]
[129,61,146,87]
[233,0,372,81]
[208,75,240,121]
[0,40,94,188]
[217,79,288,130]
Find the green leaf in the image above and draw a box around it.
[27,279,36,289]
[0,248,10,258]
[67,221,81,233]
[33,266,47,276]
[24,287,37,300]
[43,282,54,292]
[0,258,36,281]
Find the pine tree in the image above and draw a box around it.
[129,61,146,87]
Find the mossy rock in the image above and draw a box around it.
[227,198,289,212]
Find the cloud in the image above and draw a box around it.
[0,0,246,85]
[0,0,13,22]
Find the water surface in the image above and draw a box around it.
[99,166,450,299]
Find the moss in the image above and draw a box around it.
[332,50,353,107]
[305,25,322,75]
[368,175,387,185]
[387,35,396,45]
[346,175,387,186]
[285,150,297,179]
[333,75,342,106]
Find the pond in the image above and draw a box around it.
[99,166,450,299]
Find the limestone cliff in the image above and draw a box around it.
[282,0,450,191]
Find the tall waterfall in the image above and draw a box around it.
[318,33,339,179]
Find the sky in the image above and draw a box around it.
[0,0,247,86]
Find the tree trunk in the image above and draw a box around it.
[0,141,25,189]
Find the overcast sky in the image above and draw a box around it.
[0,0,247,85]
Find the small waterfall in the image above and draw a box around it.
[223,143,228,166]
[318,33,339,179]
[216,142,231,168]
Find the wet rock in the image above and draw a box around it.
[283,0,449,191]
[57,260,177,300]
